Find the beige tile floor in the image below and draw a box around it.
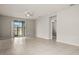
[0,37,79,55]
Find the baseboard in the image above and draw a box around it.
[0,36,11,39]
[36,37,50,40]
[57,39,79,46]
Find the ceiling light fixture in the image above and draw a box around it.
[25,10,33,19]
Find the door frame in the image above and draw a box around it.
[49,16,57,40]
[11,19,26,38]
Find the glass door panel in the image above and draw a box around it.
[13,20,25,37]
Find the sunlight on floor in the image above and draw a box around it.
[14,37,26,43]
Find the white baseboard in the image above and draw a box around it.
[57,39,79,46]
[36,37,50,40]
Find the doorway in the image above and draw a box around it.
[12,20,25,37]
[52,21,56,40]
[49,16,57,41]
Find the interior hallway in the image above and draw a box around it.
[0,37,79,55]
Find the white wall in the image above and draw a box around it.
[0,16,13,38]
[0,15,36,38]
[0,16,1,35]
[36,5,79,46]
[36,16,49,39]
[57,5,79,46]
[26,20,36,37]
[36,13,56,39]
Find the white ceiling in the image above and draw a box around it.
[0,4,70,19]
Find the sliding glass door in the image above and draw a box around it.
[13,20,25,37]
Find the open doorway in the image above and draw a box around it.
[49,16,57,41]
[52,20,56,40]
[12,20,25,37]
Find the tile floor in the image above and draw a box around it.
[0,37,79,55]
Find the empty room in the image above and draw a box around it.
[0,4,79,55]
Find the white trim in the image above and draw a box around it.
[11,20,14,38]
[57,39,79,46]
[49,16,57,40]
